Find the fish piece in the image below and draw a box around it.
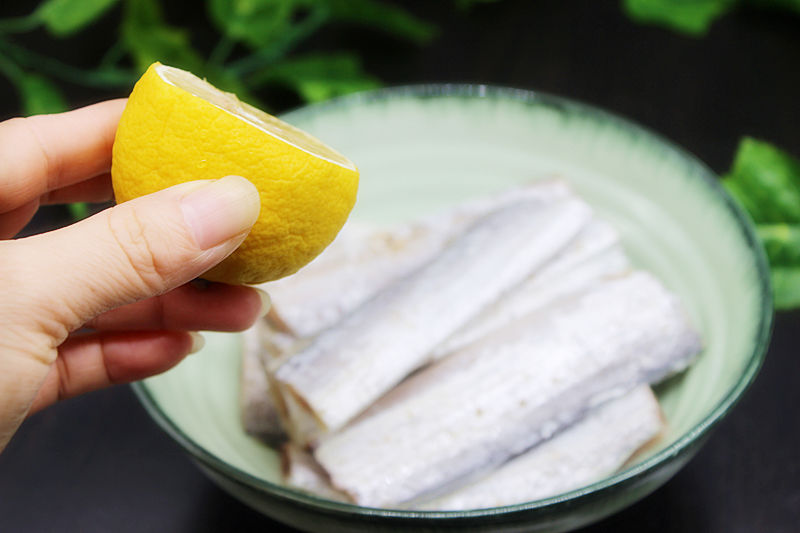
[242,180,574,438]
[239,318,296,441]
[436,219,630,357]
[417,385,663,510]
[261,180,572,338]
[272,197,593,443]
[314,272,701,507]
[282,443,348,501]
[239,319,279,440]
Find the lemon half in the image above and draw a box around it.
[111,62,359,285]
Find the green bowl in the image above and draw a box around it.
[133,85,772,532]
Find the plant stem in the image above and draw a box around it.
[0,37,136,88]
[0,14,41,34]
[208,35,235,68]
[100,39,126,68]
[0,51,24,83]
[229,6,331,77]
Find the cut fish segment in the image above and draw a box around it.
[314,272,701,507]
[239,319,296,441]
[242,181,574,439]
[282,443,348,502]
[418,385,663,510]
[435,218,630,357]
[261,180,573,338]
[272,197,593,441]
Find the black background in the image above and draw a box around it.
[1,1,799,532]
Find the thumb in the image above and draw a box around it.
[16,175,260,337]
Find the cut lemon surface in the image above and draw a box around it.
[111,62,359,285]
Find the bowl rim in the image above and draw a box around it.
[132,83,773,519]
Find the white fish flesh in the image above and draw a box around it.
[272,197,592,442]
[260,180,573,338]
[435,218,630,357]
[242,180,577,438]
[313,272,700,507]
[418,385,663,510]
[282,443,348,502]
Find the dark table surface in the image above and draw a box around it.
[1,2,799,532]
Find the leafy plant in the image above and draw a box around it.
[0,0,437,117]
[723,138,800,309]
[622,0,800,35]
[0,0,437,220]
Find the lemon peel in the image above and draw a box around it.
[111,62,359,285]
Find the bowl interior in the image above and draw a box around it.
[136,86,770,515]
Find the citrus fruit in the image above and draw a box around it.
[111,62,359,285]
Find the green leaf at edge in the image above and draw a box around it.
[622,0,738,35]
[771,267,800,310]
[723,137,800,310]
[722,137,800,225]
[756,224,800,267]
[36,0,119,37]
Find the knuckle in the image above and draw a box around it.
[106,206,172,294]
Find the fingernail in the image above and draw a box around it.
[254,288,271,317]
[180,176,260,250]
[188,332,206,354]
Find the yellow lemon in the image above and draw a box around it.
[111,62,359,285]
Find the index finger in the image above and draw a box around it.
[0,99,126,213]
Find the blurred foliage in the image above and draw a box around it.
[622,0,800,35]
[0,0,439,116]
[723,139,800,309]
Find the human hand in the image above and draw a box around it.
[0,100,267,451]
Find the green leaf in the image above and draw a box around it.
[208,0,295,49]
[68,202,90,221]
[723,138,800,224]
[121,0,204,74]
[322,0,437,44]
[622,0,738,35]
[18,73,68,115]
[771,268,800,310]
[36,0,119,36]
[757,224,800,267]
[249,52,380,102]
[723,138,800,310]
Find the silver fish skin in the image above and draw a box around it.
[242,181,574,440]
[239,320,286,441]
[260,180,573,338]
[417,385,663,510]
[313,272,701,508]
[272,197,592,440]
[435,218,630,357]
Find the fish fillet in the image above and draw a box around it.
[261,180,573,338]
[241,180,577,439]
[272,197,593,443]
[436,218,630,357]
[313,272,701,507]
[282,443,348,502]
[417,385,663,510]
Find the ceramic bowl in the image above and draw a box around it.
[133,85,772,532]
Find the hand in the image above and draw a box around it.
[0,100,267,451]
